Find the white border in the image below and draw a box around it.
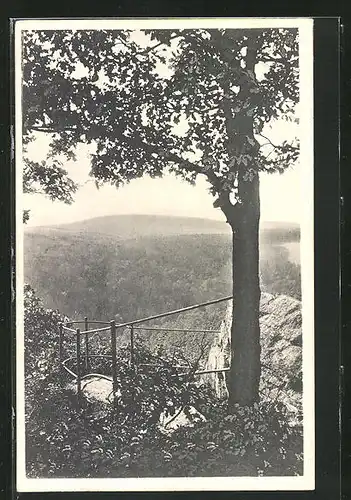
[15,17,314,492]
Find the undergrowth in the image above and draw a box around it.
[24,285,303,478]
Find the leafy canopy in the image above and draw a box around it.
[22,28,299,203]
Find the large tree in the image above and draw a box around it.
[22,27,299,406]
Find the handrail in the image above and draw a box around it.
[63,295,232,334]
[62,326,76,333]
[113,295,233,330]
[67,320,111,326]
[176,367,230,377]
[62,357,78,379]
[139,363,190,369]
[62,325,111,335]
[62,352,231,381]
[132,326,221,333]
[81,325,111,335]
[62,354,114,379]
[60,295,234,403]
[81,373,113,382]
[63,324,221,335]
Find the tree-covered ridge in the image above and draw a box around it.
[24,231,233,322]
[26,214,300,241]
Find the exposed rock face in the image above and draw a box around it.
[204,292,302,415]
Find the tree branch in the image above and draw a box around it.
[258,133,279,149]
[213,191,235,223]
[119,132,223,192]
[30,125,78,134]
[116,33,181,58]
[140,34,182,55]
[28,123,224,195]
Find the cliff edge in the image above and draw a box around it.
[204,292,302,416]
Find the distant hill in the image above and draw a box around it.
[26,214,230,238]
[25,214,299,242]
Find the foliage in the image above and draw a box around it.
[260,225,300,245]
[24,231,232,326]
[23,284,66,415]
[152,401,302,477]
[24,285,302,478]
[260,245,301,299]
[24,229,301,361]
[23,209,30,223]
[22,138,77,223]
[22,29,299,198]
[26,375,302,478]
[23,157,78,203]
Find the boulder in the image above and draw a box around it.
[66,375,116,404]
[203,293,302,415]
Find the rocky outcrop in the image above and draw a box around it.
[204,293,302,415]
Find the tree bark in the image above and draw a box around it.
[226,173,261,407]
[213,32,262,407]
[208,31,262,406]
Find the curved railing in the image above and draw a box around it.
[59,294,300,416]
[59,295,233,400]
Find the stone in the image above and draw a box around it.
[203,292,303,416]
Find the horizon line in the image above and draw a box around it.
[25,212,300,229]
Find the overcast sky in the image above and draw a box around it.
[23,160,301,227]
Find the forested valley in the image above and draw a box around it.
[24,216,301,359]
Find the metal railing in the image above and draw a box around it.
[59,295,233,401]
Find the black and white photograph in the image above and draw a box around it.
[15,18,314,492]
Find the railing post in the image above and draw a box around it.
[130,324,135,370]
[110,320,118,404]
[59,322,63,386]
[84,316,89,372]
[76,328,81,403]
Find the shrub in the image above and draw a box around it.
[154,401,303,477]
[23,284,66,417]
[26,357,302,478]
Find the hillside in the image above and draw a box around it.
[23,215,301,363]
[25,214,300,243]
[24,231,233,328]
[26,214,230,239]
[24,221,303,479]
[25,285,303,479]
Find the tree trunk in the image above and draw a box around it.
[213,31,261,406]
[227,172,261,407]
